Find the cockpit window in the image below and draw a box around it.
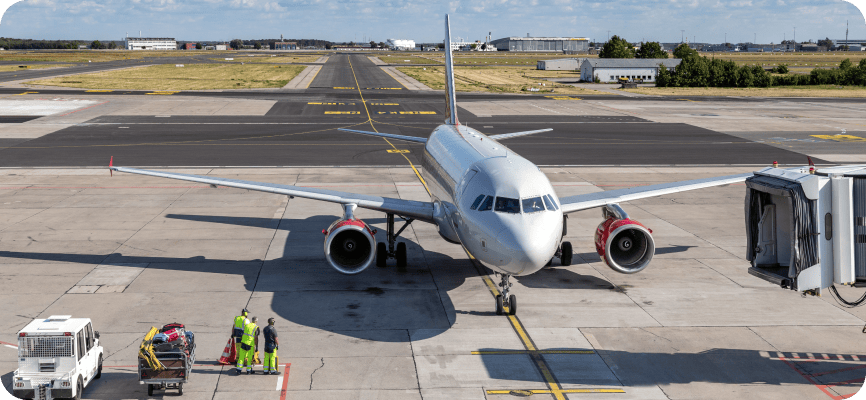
[470,195,485,210]
[478,196,494,211]
[522,197,545,213]
[544,194,559,211]
[494,197,521,214]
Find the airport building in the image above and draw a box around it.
[490,37,589,52]
[274,42,298,50]
[537,58,587,70]
[387,39,416,50]
[125,37,176,50]
[579,58,681,83]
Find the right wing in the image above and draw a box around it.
[488,129,553,141]
[337,128,428,144]
[110,166,435,223]
[559,173,752,214]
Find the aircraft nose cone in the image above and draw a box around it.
[497,226,555,274]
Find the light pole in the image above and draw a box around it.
[681,30,685,43]
[793,27,796,43]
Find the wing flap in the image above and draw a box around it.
[338,128,427,144]
[559,173,752,214]
[111,166,435,222]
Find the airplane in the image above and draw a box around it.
[110,15,752,316]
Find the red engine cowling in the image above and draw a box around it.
[323,219,376,275]
[594,218,655,274]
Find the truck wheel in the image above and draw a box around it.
[178,383,183,396]
[73,378,83,400]
[147,384,154,396]
[95,354,103,379]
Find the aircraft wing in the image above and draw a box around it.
[338,128,428,144]
[110,166,435,222]
[559,173,752,214]
[488,129,553,140]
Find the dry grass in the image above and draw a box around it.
[623,85,866,98]
[0,50,211,63]
[398,66,601,95]
[0,64,73,72]
[213,54,323,64]
[377,55,435,64]
[26,64,306,90]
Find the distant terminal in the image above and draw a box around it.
[490,36,589,52]
[274,42,298,50]
[125,37,176,50]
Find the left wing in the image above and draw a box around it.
[338,128,428,144]
[110,166,435,222]
[488,128,553,140]
[559,173,752,214]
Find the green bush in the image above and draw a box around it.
[656,56,866,88]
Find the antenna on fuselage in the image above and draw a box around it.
[444,14,459,126]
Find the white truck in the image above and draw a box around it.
[11,316,104,400]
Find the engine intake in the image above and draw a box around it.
[595,218,655,274]
[323,218,376,275]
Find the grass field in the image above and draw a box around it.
[26,64,306,90]
[398,66,599,94]
[623,85,866,97]
[0,64,73,72]
[0,50,214,63]
[212,54,323,64]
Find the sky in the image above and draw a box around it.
[0,0,863,44]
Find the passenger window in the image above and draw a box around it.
[494,197,520,214]
[470,195,485,210]
[522,197,545,213]
[77,331,85,361]
[85,324,93,351]
[478,196,493,211]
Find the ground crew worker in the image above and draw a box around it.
[236,316,259,374]
[262,318,280,375]
[232,309,250,359]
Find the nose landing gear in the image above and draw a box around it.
[495,274,517,315]
[376,213,413,269]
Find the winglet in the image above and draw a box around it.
[109,156,113,177]
[444,14,459,126]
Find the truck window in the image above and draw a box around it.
[77,330,85,361]
[85,324,94,351]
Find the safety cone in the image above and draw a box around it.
[218,338,235,365]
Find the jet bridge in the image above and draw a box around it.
[745,166,865,294]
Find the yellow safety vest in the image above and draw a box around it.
[241,322,258,346]
[234,315,249,330]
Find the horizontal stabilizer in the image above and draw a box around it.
[338,128,428,144]
[488,128,553,140]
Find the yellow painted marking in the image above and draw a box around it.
[347,56,432,197]
[677,98,700,102]
[812,134,866,142]
[15,91,38,95]
[146,91,179,95]
[399,111,436,115]
[370,103,399,106]
[309,102,354,105]
[544,96,581,100]
[471,350,594,355]
[305,65,322,89]
[333,87,355,89]
[486,389,626,395]
[387,149,410,153]
[325,111,360,115]
[86,90,114,93]
[367,87,403,90]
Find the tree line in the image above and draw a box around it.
[599,35,668,59]
[0,38,83,49]
[657,43,866,87]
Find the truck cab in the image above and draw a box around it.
[12,316,103,400]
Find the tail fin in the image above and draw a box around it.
[444,14,458,125]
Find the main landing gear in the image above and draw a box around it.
[376,213,414,269]
[495,274,517,315]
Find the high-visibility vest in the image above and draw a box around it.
[241,322,258,346]
[234,315,249,330]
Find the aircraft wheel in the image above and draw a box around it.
[396,242,407,269]
[508,295,517,315]
[495,295,504,315]
[376,242,387,268]
[560,242,573,266]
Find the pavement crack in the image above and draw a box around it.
[640,327,679,351]
[309,357,324,390]
[104,336,140,361]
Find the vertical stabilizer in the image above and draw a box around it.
[444,15,459,125]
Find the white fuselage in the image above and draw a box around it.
[420,124,564,276]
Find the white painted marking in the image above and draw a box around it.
[275,376,283,390]
[0,100,97,116]
[5,345,17,349]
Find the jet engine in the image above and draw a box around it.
[323,218,377,275]
[594,217,655,274]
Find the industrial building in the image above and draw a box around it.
[387,39,416,50]
[274,42,297,50]
[125,37,176,50]
[579,58,681,83]
[537,58,587,70]
[490,37,589,52]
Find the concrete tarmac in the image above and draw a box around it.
[1,54,866,400]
